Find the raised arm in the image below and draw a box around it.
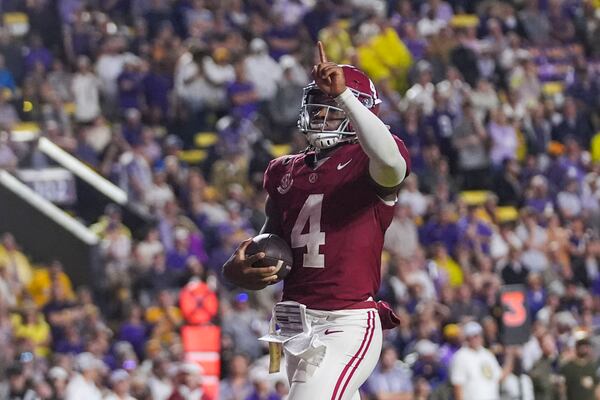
[313,42,409,190]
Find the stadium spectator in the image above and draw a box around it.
[244,38,282,103]
[148,354,174,400]
[558,332,600,400]
[450,321,514,400]
[72,56,101,124]
[220,353,253,400]
[65,352,104,400]
[105,369,136,400]
[168,362,212,400]
[365,345,413,399]
[0,90,19,130]
[528,333,561,400]
[0,362,37,400]
[246,368,281,400]
[0,130,18,170]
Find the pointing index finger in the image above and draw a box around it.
[317,41,328,63]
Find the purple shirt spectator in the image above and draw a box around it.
[118,323,147,359]
[69,23,95,58]
[405,38,428,60]
[439,342,460,368]
[43,300,78,347]
[165,248,192,271]
[143,69,172,116]
[525,197,553,214]
[54,338,85,355]
[457,215,493,253]
[122,122,143,146]
[419,220,459,254]
[566,74,600,110]
[266,24,299,61]
[118,69,143,111]
[395,120,426,173]
[59,0,83,23]
[412,358,447,388]
[188,233,209,265]
[25,46,53,73]
[302,3,332,41]
[527,288,546,316]
[227,81,259,119]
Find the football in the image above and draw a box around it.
[246,233,293,281]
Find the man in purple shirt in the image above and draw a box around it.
[227,61,259,119]
[143,62,173,122]
[25,35,53,73]
[118,59,143,112]
[419,205,459,254]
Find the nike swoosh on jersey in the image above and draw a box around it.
[324,329,344,335]
[337,159,352,170]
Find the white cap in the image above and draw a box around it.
[555,311,577,328]
[48,366,68,381]
[110,369,129,385]
[279,55,296,70]
[415,339,439,357]
[174,227,189,241]
[179,362,203,375]
[123,52,140,65]
[76,352,103,371]
[250,38,268,53]
[463,321,483,338]
[531,175,547,187]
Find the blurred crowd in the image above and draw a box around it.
[0,0,600,399]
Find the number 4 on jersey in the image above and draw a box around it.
[291,194,326,268]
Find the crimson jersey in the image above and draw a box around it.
[263,136,410,310]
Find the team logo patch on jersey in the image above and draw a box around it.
[277,173,293,194]
[309,173,318,183]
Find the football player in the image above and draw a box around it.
[223,42,411,400]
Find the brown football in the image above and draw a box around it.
[246,233,293,281]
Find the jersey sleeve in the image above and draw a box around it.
[263,158,280,198]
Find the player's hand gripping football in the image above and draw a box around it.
[222,238,279,290]
[312,41,347,98]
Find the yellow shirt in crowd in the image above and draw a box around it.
[145,306,183,346]
[357,27,413,92]
[0,245,33,285]
[28,268,75,306]
[436,256,464,287]
[11,313,51,357]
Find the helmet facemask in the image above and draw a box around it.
[298,83,378,151]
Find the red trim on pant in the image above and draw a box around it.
[338,311,376,399]
[330,310,374,400]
